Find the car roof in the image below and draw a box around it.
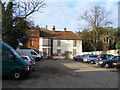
[21,55,30,58]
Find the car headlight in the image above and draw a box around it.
[98,61,103,64]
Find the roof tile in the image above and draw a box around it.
[40,31,81,40]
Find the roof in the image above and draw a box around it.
[40,31,81,40]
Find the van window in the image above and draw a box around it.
[11,48,21,58]
[2,49,14,59]
[31,51,37,55]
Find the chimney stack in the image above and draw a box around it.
[64,28,66,31]
[52,26,55,31]
[46,25,48,29]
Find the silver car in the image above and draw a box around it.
[21,55,36,71]
[83,55,98,63]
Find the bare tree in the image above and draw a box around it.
[80,6,112,29]
[13,0,45,19]
[1,0,45,19]
[78,6,114,51]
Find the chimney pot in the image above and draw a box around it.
[52,26,55,31]
[64,28,66,31]
[46,25,48,29]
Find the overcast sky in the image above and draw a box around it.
[31,0,119,32]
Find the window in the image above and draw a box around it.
[73,49,76,56]
[43,39,48,46]
[57,49,61,54]
[73,40,77,47]
[112,56,120,61]
[2,49,14,59]
[31,34,34,37]
[48,48,51,56]
[31,51,37,55]
[57,40,61,46]
[48,39,51,46]
[30,38,34,46]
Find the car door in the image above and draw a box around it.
[112,56,120,62]
[110,56,120,66]
[2,49,16,76]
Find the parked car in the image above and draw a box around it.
[113,57,120,69]
[96,54,113,61]
[52,53,58,59]
[16,49,43,61]
[1,42,32,80]
[21,56,35,71]
[73,55,82,61]
[96,56,120,68]
[83,55,98,63]
[80,54,91,61]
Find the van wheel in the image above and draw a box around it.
[36,58,40,61]
[10,70,23,80]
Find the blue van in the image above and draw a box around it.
[0,42,31,79]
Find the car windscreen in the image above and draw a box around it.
[29,56,34,60]
[89,55,98,58]
[11,48,21,58]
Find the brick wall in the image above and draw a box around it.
[26,27,40,53]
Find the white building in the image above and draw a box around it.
[39,26,82,59]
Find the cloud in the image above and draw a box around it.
[45,0,119,2]
[31,1,119,32]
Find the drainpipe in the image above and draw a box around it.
[51,39,53,58]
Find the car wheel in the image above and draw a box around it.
[10,70,23,80]
[36,58,40,61]
[116,67,120,69]
[90,60,94,64]
[104,63,110,68]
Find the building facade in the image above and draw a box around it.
[27,26,82,59]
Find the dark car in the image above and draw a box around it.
[113,59,120,69]
[96,54,113,61]
[73,55,81,61]
[96,56,120,68]
[94,54,113,63]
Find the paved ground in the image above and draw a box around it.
[2,59,119,88]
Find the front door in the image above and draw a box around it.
[43,48,47,58]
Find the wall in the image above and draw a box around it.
[79,49,119,56]
[39,38,82,59]
[26,28,40,53]
[39,37,51,58]
[53,39,82,58]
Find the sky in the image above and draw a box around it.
[31,0,119,32]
